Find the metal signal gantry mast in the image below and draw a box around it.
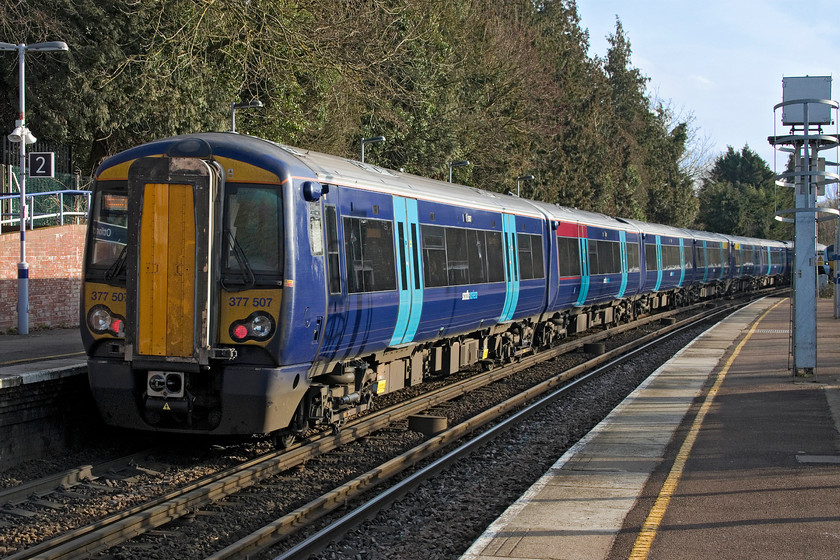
[769,76,839,377]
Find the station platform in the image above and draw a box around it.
[462,296,840,560]
[0,327,86,388]
[0,327,92,468]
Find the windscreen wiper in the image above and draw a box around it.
[221,229,256,292]
[104,245,128,283]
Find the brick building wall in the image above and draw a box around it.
[0,225,86,331]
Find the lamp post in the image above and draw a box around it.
[0,40,69,335]
[448,160,470,183]
[230,100,263,133]
[516,174,534,197]
[361,135,385,163]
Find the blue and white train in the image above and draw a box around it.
[80,133,789,443]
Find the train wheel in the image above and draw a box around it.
[272,430,296,450]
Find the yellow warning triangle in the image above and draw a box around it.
[163,402,171,411]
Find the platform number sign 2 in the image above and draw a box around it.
[29,152,54,178]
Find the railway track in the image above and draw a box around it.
[1,293,777,560]
[212,298,746,560]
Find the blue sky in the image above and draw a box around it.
[576,0,840,177]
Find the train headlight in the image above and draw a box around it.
[230,312,275,342]
[251,314,273,338]
[88,305,124,336]
[90,306,111,330]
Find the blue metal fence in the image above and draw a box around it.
[1,166,90,233]
[0,189,90,234]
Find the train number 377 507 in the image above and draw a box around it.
[90,291,126,303]
[228,296,273,308]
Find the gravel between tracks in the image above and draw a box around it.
[302,318,714,560]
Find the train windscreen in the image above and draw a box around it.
[222,184,284,288]
[87,185,128,277]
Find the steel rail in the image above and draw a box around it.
[0,450,158,507]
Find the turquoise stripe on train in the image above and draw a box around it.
[403,198,423,342]
[618,230,628,298]
[654,235,663,291]
[576,236,589,306]
[499,214,520,322]
[389,196,423,346]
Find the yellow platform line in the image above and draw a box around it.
[628,298,785,559]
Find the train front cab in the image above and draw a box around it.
[82,142,309,436]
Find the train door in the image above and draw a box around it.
[500,213,520,321]
[319,188,401,360]
[320,197,347,360]
[617,231,629,298]
[653,236,663,291]
[575,225,590,306]
[126,157,218,365]
[390,196,424,345]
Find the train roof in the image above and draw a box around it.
[281,141,545,218]
[523,199,640,231]
[616,217,693,239]
[96,132,547,219]
[684,228,732,243]
[95,133,792,251]
[723,233,789,249]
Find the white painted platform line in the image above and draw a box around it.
[460,298,776,560]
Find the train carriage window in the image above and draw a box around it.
[661,245,671,270]
[422,225,448,287]
[486,231,505,283]
[593,239,621,275]
[627,240,640,272]
[588,241,600,276]
[517,233,544,280]
[661,245,680,270]
[423,225,505,287]
[397,223,408,290]
[224,185,283,282]
[503,233,514,281]
[446,227,470,285]
[411,224,421,287]
[645,243,658,271]
[343,217,396,293]
[531,235,544,278]
[557,237,581,277]
[709,243,721,267]
[467,229,488,284]
[309,203,323,256]
[325,205,341,294]
[517,233,535,280]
